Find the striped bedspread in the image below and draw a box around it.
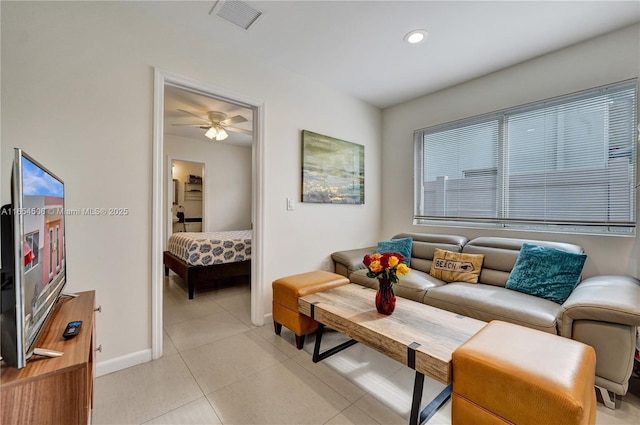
[167,230,252,266]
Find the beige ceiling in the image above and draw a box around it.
[164,85,254,147]
[134,1,639,110]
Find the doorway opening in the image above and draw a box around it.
[152,69,265,359]
[170,159,204,234]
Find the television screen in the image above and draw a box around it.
[0,149,67,368]
[20,153,66,350]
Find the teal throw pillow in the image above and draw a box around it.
[377,237,412,266]
[505,243,587,304]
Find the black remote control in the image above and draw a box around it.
[63,321,82,339]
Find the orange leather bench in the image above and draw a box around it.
[452,320,597,425]
[272,271,349,349]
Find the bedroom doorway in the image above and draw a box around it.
[152,69,265,360]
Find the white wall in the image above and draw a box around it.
[382,24,640,279]
[1,2,381,369]
[166,136,252,233]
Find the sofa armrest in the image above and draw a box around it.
[331,246,376,278]
[559,275,640,337]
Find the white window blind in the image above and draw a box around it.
[414,79,637,235]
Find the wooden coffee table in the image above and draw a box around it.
[298,284,486,425]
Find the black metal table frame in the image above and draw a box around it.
[311,321,452,425]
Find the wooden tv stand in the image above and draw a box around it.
[1,290,96,425]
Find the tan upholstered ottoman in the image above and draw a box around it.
[272,271,349,349]
[452,320,597,425]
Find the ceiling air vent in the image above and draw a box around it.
[210,0,262,31]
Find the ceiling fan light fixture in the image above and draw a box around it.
[204,126,218,139]
[216,128,229,141]
[174,109,248,142]
[204,125,228,141]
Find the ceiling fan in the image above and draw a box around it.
[173,109,250,141]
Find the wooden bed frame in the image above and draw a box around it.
[163,251,251,299]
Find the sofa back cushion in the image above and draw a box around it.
[377,237,412,266]
[429,248,484,283]
[393,233,468,274]
[505,243,587,304]
[463,237,584,287]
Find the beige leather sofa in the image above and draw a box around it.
[331,232,640,407]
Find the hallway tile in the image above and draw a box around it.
[207,359,350,424]
[93,353,203,424]
[143,397,222,424]
[181,330,289,394]
[164,310,250,352]
[162,295,225,326]
[216,288,254,328]
[253,322,304,358]
[325,405,381,425]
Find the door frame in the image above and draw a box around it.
[151,68,265,359]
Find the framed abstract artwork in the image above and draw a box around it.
[301,130,364,204]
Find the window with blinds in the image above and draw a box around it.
[414,79,638,235]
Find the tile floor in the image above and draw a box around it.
[93,274,640,424]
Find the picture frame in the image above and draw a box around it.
[301,130,364,204]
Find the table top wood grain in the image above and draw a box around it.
[299,284,486,384]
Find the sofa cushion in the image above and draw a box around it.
[393,233,469,274]
[377,237,412,266]
[424,282,562,334]
[331,246,376,278]
[349,268,445,303]
[463,237,585,287]
[429,248,484,283]
[505,243,587,304]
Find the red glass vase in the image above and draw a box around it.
[375,278,396,315]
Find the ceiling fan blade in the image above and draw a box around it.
[171,123,209,126]
[226,126,253,135]
[177,109,210,122]
[223,115,248,125]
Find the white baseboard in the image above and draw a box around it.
[95,349,152,377]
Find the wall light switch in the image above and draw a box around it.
[286,198,295,211]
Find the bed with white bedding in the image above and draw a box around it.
[163,230,252,299]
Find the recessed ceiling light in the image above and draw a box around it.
[404,29,428,44]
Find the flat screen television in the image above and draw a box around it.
[0,148,67,368]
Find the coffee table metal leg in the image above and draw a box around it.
[410,372,425,425]
[410,374,452,425]
[312,323,358,363]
